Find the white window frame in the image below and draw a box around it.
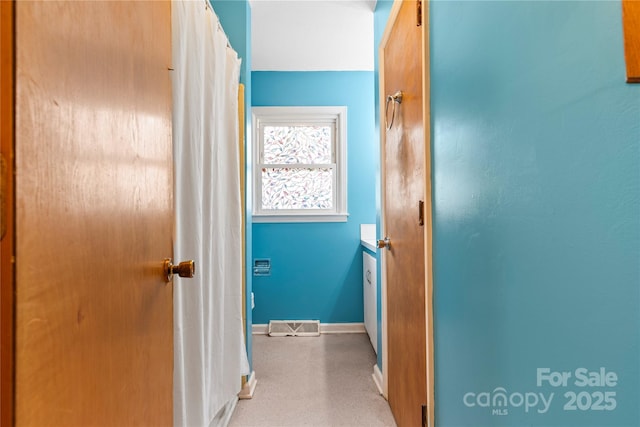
[252,106,348,223]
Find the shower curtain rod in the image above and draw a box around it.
[203,0,233,50]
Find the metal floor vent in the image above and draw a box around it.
[268,320,320,337]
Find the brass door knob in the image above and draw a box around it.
[377,237,391,250]
[164,259,195,282]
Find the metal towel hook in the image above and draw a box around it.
[385,91,403,131]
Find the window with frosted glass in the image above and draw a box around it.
[263,126,332,165]
[252,106,347,222]
[260,125,334,210]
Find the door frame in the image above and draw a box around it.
[1,1,15,425]
[378,0,435,425]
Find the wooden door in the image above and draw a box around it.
[13,1,174,425]
[380,1,433,426]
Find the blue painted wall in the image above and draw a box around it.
[252,71,376,324]
[210,0,254,369]
[373,0,393,372]
[431,1,640,426]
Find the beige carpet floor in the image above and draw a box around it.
[229,333,397,427]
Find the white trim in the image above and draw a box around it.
[320,322,365,334]
[372,364,384,396]
[252,324,269,335]
[252,106,348,221]
[251,322,365,334]
[253,213,348,223]
[361,239,377,253]
[238,371,258,400]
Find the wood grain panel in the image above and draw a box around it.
[14,2,173,425]
[623,0,640,83]
[1,1,15,425]
[381,1,427,426]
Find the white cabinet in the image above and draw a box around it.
[363,251,377,354]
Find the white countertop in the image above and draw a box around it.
[360,224,376,253]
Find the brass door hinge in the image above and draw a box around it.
[417,0,422,27]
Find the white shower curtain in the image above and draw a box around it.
[172,1,250,426]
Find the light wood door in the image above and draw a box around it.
[380,1,432,426]
[14,1,173,425]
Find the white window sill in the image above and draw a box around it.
[252,213,349,223]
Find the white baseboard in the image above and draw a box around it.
[252,324,269,335]
[320,322,365,334]
[238,371,257,400]
[372,363,384,396]
[252,322,366,335]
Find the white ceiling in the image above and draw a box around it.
[250,0,376,71]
